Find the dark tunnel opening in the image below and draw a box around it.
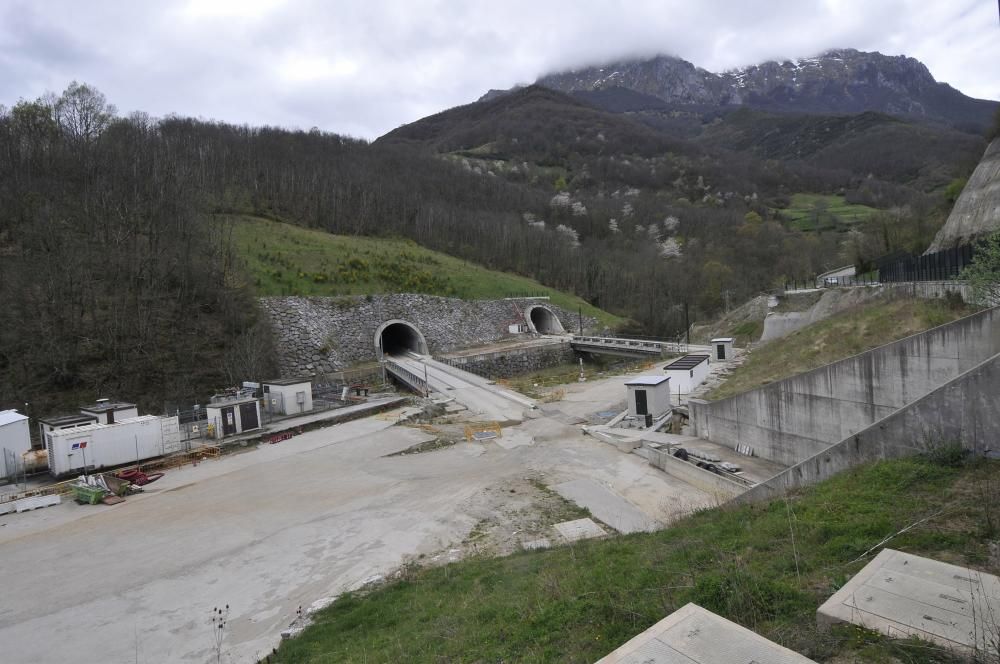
[378,322,427,356]
[529,307,563,334]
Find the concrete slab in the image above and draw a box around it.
[597,602,816,663]
[818,548,1000,658]
[553,518,606,542]
[552,478,660,533]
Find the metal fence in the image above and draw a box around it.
[876,244,975,283]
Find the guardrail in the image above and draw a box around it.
[384,360,429,397]
[570,336,688,355]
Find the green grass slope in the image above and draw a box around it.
[224,215,623,328]
[272,452,999,663]
[776,193,878,232]
[707,296,975,400]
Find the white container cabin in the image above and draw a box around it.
[45,415,180,478]
[205,397,261,439]
[0,410,31,480]
[663,354,711,395]
[624,375,672,421]
[262,378,313,416]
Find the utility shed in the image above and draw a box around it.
[206,398,261,439]
[79,399,138,425]
[624,375,671,420]
[597,602,816,663]
[818,548,1000,658]
[37,413,99,442]
[262,378,313,416]
[0,410,31,480]
[46,415,179,478]
[662,354,710,395]
[711,337,734,361]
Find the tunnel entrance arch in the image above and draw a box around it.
[525,305,566,335]
[375,319,429,357]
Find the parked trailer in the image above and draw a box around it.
[45,415,180,478]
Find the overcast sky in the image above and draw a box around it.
[1,0,997,139]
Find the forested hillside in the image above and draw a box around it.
[0,79,988,413]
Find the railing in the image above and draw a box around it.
[504,293,551,300]
[571,336,687,355]
[384,360,429,397]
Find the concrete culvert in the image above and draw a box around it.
[527,305,565,334]
[376,320,429,356]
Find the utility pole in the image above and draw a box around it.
[684,301,690,347]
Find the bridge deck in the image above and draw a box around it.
[386,354,534,422]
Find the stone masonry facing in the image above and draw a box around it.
[259,294,596,377]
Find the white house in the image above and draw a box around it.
[663,354,711,395]
[624,375,672,421]
[711,337,735,361]
[205,397,261,440]
[45,415,180,478]
[262,378,313,416]
[0,410,31,480]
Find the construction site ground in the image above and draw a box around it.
[0,373,716,664]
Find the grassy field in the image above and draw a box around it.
[706,296,976,400]
[271,452,999,663]
[778,193,878,232]
[223,215,623,328]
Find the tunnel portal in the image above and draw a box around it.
[527,305,565,334]
[375,320,429,356]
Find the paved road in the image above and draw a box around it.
[390,353,533,421]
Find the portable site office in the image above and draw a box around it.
[45,415,180,478]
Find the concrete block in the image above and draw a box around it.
[0,501,14,515]
[553,518,605,543]
[597,602,816,663]
[817,548,1000,658]
[14,494,61,513]
[522,538,551,550]
[552,479,660,534]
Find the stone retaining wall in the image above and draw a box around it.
[442,342,579,379]
[259,295,595,377]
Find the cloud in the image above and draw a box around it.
[0,0,997,139]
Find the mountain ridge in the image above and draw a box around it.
[483,49,997,132]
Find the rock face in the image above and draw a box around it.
[259,294,596,377]
[533,49,998,131]
[927,139,1000,252]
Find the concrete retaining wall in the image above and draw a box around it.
[691,307,1000,466]
[259,295,595,377]
[647,448,747,499]
[762,284,973,343]
[738,352,1000,502]
[442,342,578,379]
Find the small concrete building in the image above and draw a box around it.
[711,337,735,361]
[663,354,711,395]
[624,375,672,421]
[37,413,99,442]
[79,399,139,425]
[262,378,313,416]
[206,397,261,439]
[0,410,31,480]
